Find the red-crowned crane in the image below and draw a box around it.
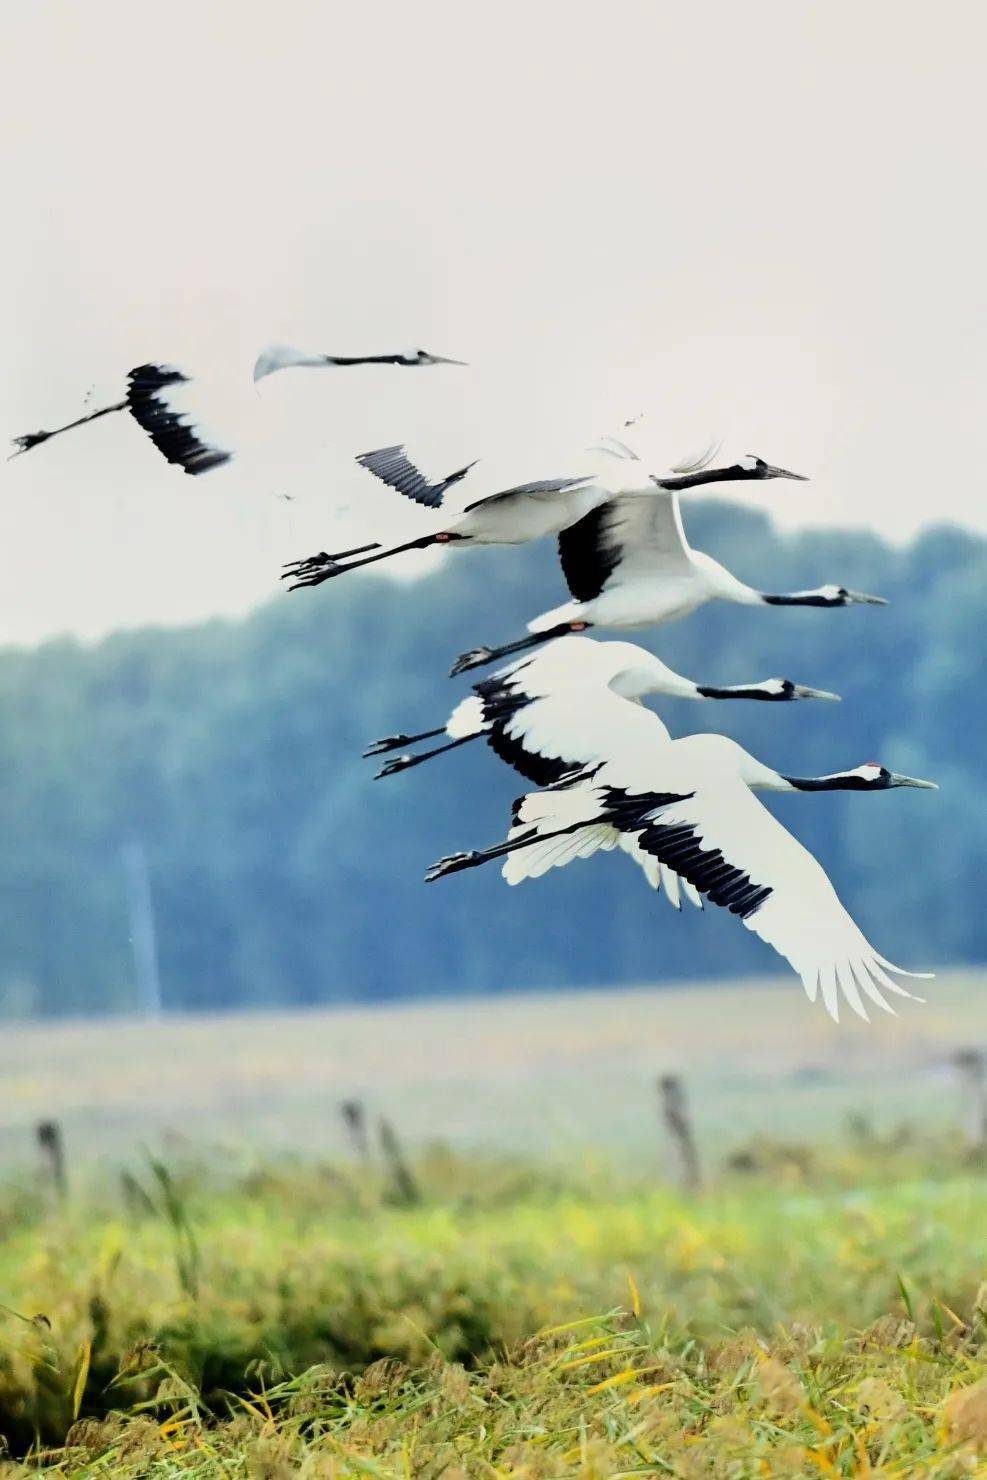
[425,694,936,1021]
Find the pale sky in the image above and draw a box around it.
[2,0,984,646]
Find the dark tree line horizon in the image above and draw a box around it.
[0,501,982,1019]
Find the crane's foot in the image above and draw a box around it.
[282,552,345,589]
[375,754,418,779]
[450,646,494,677]
[9,430,53,457]
[425,851,481,882]
[363,735,415,757]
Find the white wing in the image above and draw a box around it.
[485,635,622,694]
[478,691,695,910]
[610,767,928,1021]
[556,492,692,601]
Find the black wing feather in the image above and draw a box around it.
[126,365,232,476]
[557,504,622,601]
[602,787,774,920]
[471,672,573,786]
[356,444,477,509]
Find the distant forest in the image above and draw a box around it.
[0,503,983,1018]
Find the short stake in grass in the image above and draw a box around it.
[378,1117,422,1206]
[658,1075,701,1192]
[340,1099,370,1161]
[36,1119,67,1203]
[953,1048,987,1151]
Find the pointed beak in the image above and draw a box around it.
[792,684,842,702]
[764,464,809,481]
[431,355,468,366]
[890,773,939,790]
[845,590,888,605]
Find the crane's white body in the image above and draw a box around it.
[529,494,765,633]
[445,480,607,546]
[447,637,708,729]
[443,639,707,907]
[450,447,881,676]
[439,442,666,546]
[533,550,757,630]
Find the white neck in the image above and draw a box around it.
[612,660,701,703]
[737,754,794,791]
[690,551,762,605]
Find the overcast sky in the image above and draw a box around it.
[2,0,983,646]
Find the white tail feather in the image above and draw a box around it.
[446,695,486,740]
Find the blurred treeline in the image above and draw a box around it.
[0,503,982,1017]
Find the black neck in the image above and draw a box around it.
[784,774,874,791]
[697,683,782,702]
[329,354,405,366]
[762,592,833,608]
[658,466,752,490]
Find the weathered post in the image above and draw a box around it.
[378,1116,421,1205]
[36,1119,67,1202]
[953,1048,987,1151]
[340,1099,370,1160]
[658,1074,701,1192]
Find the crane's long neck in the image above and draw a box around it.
[761,587,841,607]
[658,467,755,490]
[696,681,785,701]
[326,354,407,366]
[782,772,876,791]
[751,769,878,793]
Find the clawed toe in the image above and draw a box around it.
[450,648,492,677]
[425,851,477,881]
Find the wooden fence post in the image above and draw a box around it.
[378,1116,421,1205]
[36,1120,67,1202]
[953,1049,987,1150]
[658,1075,701,1192]
[340,1099,370,1161]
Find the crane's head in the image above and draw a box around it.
[732,454,808,481]
[655,453,808,490]
[401,347,468,366]
[785,762,939,792]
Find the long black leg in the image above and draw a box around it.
[450,622,583,677]
[425,820,590,881]
[375,733,479,779]
[283,534,439,590]
[10,399,128,459]
[364,727,447,758]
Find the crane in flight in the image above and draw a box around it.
[367,633,839,781]
[282,438,806,589]
[10,343,465,479]
[367,633,839,912]
[425,695,936,1021]
[450,443,884,674]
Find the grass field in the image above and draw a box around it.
[2,976,986,1474]
[3,1139,987,1473]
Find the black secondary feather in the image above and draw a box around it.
[126,365,231,475]
[557,505,622,601]
[356,445,477,509]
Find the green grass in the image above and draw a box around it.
[2,1137,987,1473]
